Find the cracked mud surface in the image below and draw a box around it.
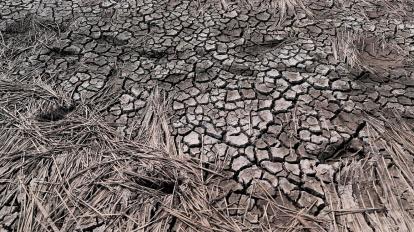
[1,0,414,230]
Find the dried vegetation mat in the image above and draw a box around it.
[324,113,414,232]
[203,0,312,24]
[331,28,410,75]
[0,76,327,231]
[335,0,413,19]
[0,14,63,76]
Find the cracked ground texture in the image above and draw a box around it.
[1,0,414,231]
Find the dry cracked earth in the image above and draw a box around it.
[1,0,414,231]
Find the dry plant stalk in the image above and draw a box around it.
[271,0,313,23]
[324,112,414,231]
[0,15,60,79]
[332,29,407,74]
[214,0,312,23]
[332,29,366,71]
[336,0,410,19]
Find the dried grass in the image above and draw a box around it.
[331,29,408,74]
[0,77,228,231]
[0,15,61,80]
[336,0,411,19]
[331,29,367,71]
[213,0,312,23]
[270,0,313,23]
[0,75,327,231]
[324,112,414,231]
